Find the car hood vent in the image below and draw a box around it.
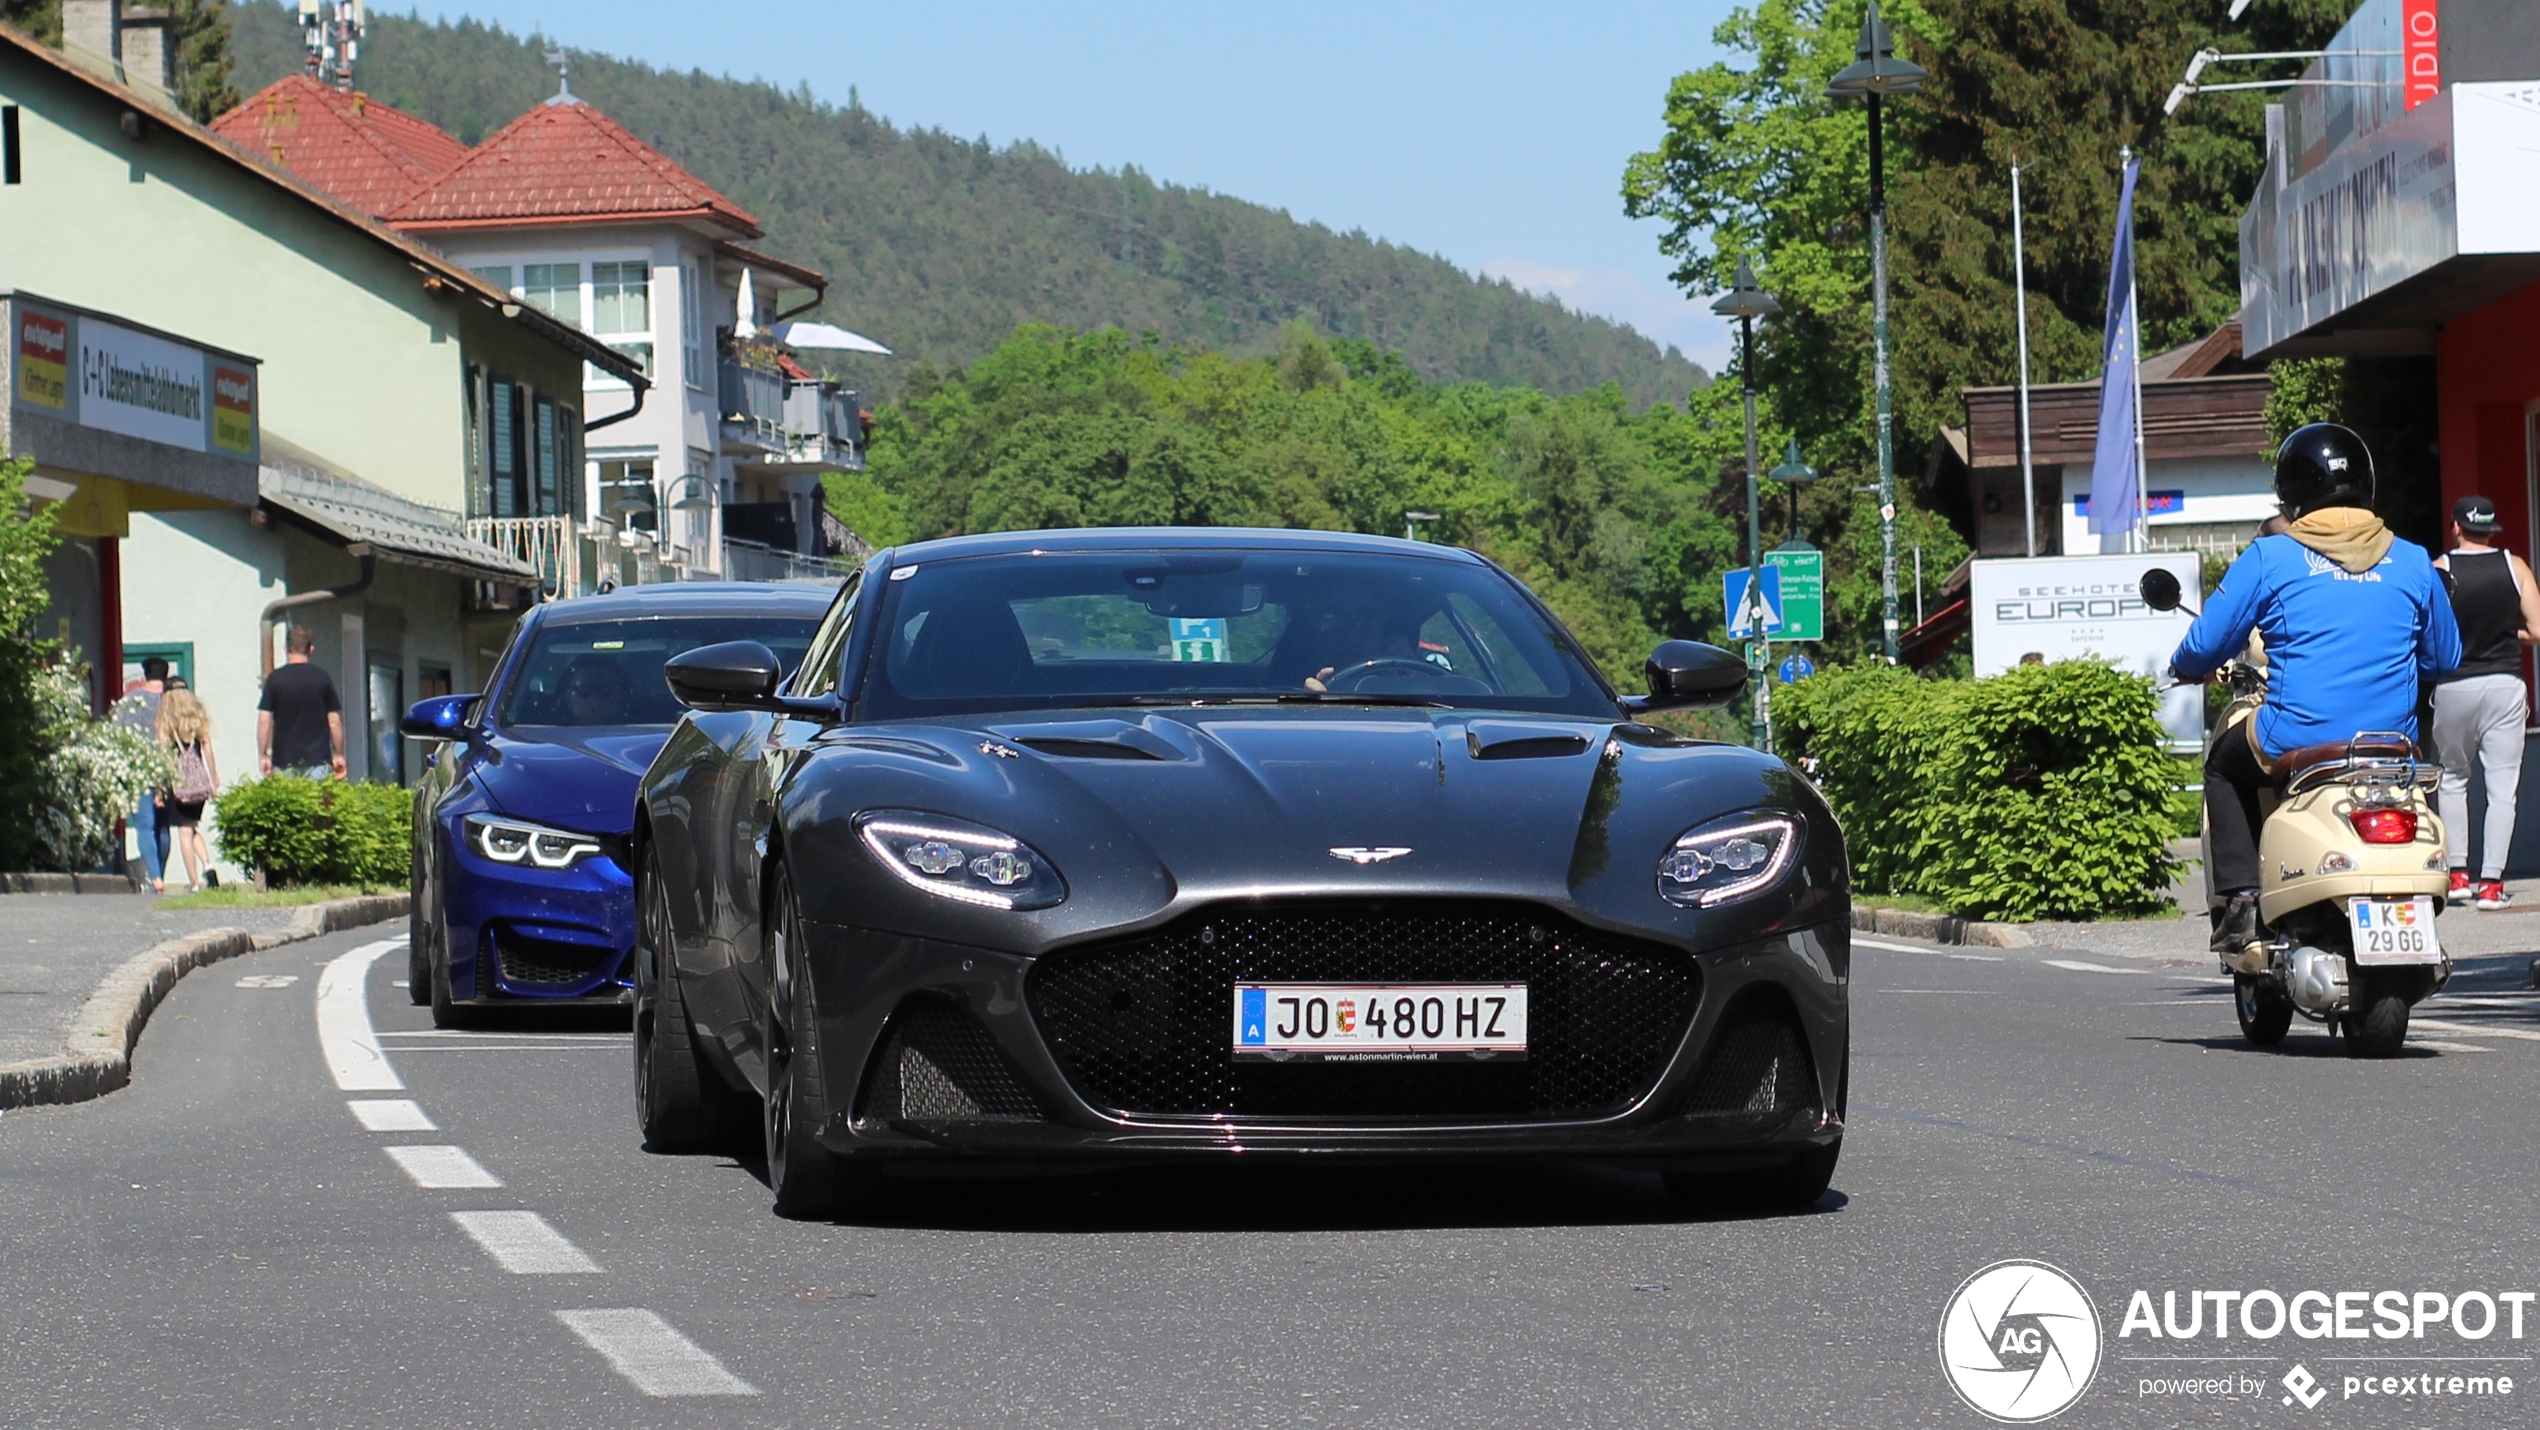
[1465,722,1592,761]
[1017,738,1163,761]
[988,718,1190,762]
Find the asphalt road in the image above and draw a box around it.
[3,922,2537,1428]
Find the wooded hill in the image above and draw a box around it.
[227,2,1708,407]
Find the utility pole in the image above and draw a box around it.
[2012,162,2038,557]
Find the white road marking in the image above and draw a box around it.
[235,974,300,988]
[555,1309,759,1397]
[1852,937,2003,961]
[2044,959,2159,976]
[378,1029,622,1039]
[349,1099,436,1132]
[451,1211,601,1274]
[317,938,406,1092]
[385,1145,502,1189]
[2411,1018,2540,1044]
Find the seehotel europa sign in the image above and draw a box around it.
[1970,552,2206,749]
[8,295,257,461]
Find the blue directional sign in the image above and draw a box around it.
[1724,565,1784,639]
[1778,654,1815,684]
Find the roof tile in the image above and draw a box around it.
[387,99,759,236]
[211,76,466,214]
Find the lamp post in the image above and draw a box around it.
[1403,510,1440,542]
[1827,0,1924,663]
[1769,437,1819,546]
[1710,259,1781,751]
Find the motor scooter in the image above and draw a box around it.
[2140,568,2450,1057]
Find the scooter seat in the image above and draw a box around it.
[2274,733,2417,782]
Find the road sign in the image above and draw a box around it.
[1724,565,1783,639]
[1764,544,1825,643]
[1168,617,1228,662]
[1778,654,1815,683]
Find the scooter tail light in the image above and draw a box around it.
[2349,808,2418,844]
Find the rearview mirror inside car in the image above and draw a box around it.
[1630,640,1748,713]
[664,640,784,712]
[399,693,480,740]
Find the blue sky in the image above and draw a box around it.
[421,1,1745,370]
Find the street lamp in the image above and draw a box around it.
[1403,510,1440,542]
[1827,0,1924,664]
[1768,437,1819,546]
[1710,258,1780,751]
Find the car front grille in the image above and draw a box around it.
[1675,991,1818,1125]
[490,929,622,988]
[1026,903,1701,1121]
[855,999,1045,1130]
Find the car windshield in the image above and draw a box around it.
[858,549,1617,719]
[499,615,822,728]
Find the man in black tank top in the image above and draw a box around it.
[2432,496,2540,910]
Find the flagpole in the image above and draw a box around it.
[2012,162,2037,558]
[2125,152,2149,556]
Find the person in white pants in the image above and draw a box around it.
[2432,495,2540,910]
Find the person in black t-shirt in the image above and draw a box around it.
[258,625,345,779]
[2432,496,2540,911]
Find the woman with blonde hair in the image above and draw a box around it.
[156,688,221,893]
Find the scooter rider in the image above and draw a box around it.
[2169,424,2462,953]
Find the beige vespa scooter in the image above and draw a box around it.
[2141,568,2450,1057]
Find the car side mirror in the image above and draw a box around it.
[400,693,480,740]
[1630,639,1748,712]
[665,640,784,711]
[2139,567,2197,615]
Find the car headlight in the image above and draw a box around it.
[466,813,606,870]
[856,810,1066,910]
[1657,812,1801,908]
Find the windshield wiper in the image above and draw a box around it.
[1119,693,1450,709]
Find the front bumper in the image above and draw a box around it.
[441,827,636,1003]
[795,906,1848,1165]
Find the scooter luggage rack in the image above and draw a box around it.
[2283,730,2433,798]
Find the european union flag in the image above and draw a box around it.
[2087,155,2143,554]
[1239,987,1266,1045]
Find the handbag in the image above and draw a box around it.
[173,740,216,803]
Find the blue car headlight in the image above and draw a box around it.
[856,810,1066,910]
[1657,812,1801,908]
[466,813,606,870]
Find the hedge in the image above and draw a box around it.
[1777,660,2180,922]
[212,776,413,887]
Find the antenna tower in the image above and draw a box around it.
[299,0,365,91]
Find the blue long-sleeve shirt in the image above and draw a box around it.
[2170,533,2461,758]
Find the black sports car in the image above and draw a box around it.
[631,528,1849,1218]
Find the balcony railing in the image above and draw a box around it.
[719,537,855,585]
[718,359,789,450]
[465,515,582,597]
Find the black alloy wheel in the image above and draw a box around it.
[761,867,879,1219]
[633,848,748,1152]
[2233,974,2293,1046]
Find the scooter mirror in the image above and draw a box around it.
[2139,568,2184,613]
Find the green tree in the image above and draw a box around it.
[0,456,66,871]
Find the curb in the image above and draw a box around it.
[1,871,150,895]
[1852,905,2034,949]
[0,891,410,1110]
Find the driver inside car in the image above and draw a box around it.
[1295,599,1431,692]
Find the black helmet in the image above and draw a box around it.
[2273,423,2375,517]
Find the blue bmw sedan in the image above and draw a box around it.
[403,582,833,1026]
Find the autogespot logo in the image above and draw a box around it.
[1939,1260,2104,1422]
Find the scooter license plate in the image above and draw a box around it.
[2348,896,2441,964]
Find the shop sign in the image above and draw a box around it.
[7,297,258,463]
[78,318,206,452]
[1969,552,2205,749]
[16,309,68,408]
[212,365,256,454]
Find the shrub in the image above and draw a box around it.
[29,664,172,872]
[213,776,414,886]
[1779,660,2180,922]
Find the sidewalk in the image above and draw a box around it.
[0,895,303,1067]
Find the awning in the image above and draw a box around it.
[258,436,538,584]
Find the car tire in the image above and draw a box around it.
[2233,974,2292,1046]
[429,927,478,1030]
[763,867,882,1220]
[634,850,749,1153]
[408,838,432,1006]
[2341,973,2410,1058]
[1664,1141,1839,1216]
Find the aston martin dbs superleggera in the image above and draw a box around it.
[630,528,1850,1218]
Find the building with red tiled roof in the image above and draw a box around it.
[214,79,866,577]
[210,75,468,214]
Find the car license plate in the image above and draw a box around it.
[1232,983,1526,1061]
[2349,896,2441,964]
